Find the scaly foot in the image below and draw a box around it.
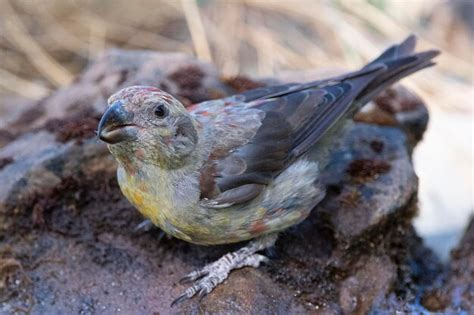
[171,234,277,306]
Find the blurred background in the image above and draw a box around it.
[0,0,472,259]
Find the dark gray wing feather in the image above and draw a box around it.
[198,35,439,208]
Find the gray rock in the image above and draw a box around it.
[339,255,396,314]
[319,123,417,239]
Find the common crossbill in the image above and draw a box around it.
[97,35,438,305]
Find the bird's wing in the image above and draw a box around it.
[189,35,439,208]
[190,67,383,209]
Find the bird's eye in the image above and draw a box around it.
[154,104,168,118]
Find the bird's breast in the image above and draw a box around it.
[116,166,201,242]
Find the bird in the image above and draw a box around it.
[97,35,438,305]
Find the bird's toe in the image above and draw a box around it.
[179,268,209,284]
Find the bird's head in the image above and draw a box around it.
[98,86,198,168]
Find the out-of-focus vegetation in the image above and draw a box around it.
[0,0,472,113]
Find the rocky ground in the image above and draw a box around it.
[0,50,472,314]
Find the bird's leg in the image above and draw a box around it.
[171,233,278,306]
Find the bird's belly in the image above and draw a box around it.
[118,178,163,224]
[115,158,325,246]
[119,180,199,241]
[119,179,316,245]
[117,175,254,244]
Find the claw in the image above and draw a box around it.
[198,287,208,300]
[180,269,208,284]
[133,219,155,233]
[179,275,193,284]
[171,284,200,307]
[171,235,278,306]
[156,230,167,242]
[173,270,226,307]
[133,221,170,243]
[170,293,188,307]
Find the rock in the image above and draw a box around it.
[422,217,474,312]
[0,96,34,131]
[0,49,456,314]
[355,84,430,149]
[0,50,228,142]
[183,269,307,314]
[0,132,114,224]
[339,255,396,314]
[318,123,417,239]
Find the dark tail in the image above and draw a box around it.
[236,35,439,107]
[232,35,439,161]
[351,35,439,105]
[286,35,439,157]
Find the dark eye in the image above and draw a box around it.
[154,104,168,118]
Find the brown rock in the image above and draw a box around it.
[183,269,306,314]
[339,256,396,314]
[422,217,474,312]
[355,84,429,148]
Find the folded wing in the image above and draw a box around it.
[192,35,439,208]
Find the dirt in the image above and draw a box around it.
[166,65,211,105]
[0,173,436,314]
[353,85,429,148]
[7,107,45,132]
[354,106,398,126]
[0,120,430,313]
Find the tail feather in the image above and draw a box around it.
[233,35,439,162]
[354,36,439,105]
[234,35,439,107]
[364,34,417,68]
